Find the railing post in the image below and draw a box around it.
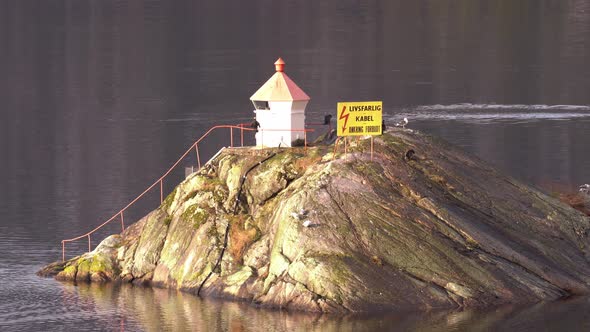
[160,179,163,204]
[62,241,65,262]
[344,137,348,159]
[195,144,201,169]
[241,126,244,147]
[230,127,234,148]
[332,137,341,161]
[120,211,125,231]
[87,235,91,252]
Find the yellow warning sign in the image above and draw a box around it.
[337,101,382,136]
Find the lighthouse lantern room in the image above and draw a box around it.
[250,58,310,147]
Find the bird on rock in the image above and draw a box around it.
[395,117,409,129]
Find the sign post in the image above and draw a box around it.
[337,101,382,159]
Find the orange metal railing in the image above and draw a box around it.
[60,124,313,261]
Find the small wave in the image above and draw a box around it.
[414,103,590,111]
[391,112,590,121]
[386,103,590,122]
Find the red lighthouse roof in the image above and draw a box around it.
[250,58,310,102]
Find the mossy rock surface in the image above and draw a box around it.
[44,235,122,283]
[39,129,590,313]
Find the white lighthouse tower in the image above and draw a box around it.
[250,58,310,147]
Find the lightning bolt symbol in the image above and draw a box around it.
[339,105,349,133]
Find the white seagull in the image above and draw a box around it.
[395,117,409,129]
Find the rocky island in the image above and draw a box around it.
[38,129,590,313]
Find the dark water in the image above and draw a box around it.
[2,1,590,330]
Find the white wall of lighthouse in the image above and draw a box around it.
[250,58,310,148]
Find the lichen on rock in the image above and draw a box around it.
[38,130,590,313]
[52,234,122,283]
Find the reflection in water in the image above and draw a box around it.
[49,282,590,332]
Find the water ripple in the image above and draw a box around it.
[414,103,590,111]
[388,104,590,123]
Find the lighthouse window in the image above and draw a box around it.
[253,101,270,110]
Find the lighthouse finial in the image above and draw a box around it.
[274,58,285,72]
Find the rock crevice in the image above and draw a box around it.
[38,130,590,313]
